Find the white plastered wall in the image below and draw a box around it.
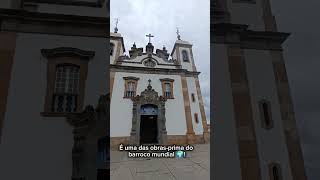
[0,33,107,180]
[244,49,293,180]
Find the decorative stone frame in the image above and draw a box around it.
[67,94,109,180]
[160,78,174,99]
[41,47,95,116]
[123,76,139,98]
[129,83,167,145]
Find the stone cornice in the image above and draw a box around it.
[212,23,290,50]
[110,64,200,77]
[117,59,179,67]
[41,47,95,59]
[211,0,231,25]
[119,52,175,63]
[123,76,140,81]
[160,78,174,82]
[0,9,108,37]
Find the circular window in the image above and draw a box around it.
[144,59,156,67]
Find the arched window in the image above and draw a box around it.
[143,59,156,67]
[182,50,189,62]
[110,42,114,56]
[53,64,80,112]
[41,47,93,116]
[194,113,199,123]
[259,99,273,129]
[191,93,196,102]
[269,163,282,180]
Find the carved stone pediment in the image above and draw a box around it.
[66,94,109,180]
[132,82,166,104]
[67,105,94,128]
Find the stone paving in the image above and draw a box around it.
[110,144,210,180]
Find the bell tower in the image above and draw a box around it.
[110,19,125,65]
[110,32,125,64]
[171,29,197,72]
[212,0,308,180]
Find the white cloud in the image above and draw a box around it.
[111,0,210,122]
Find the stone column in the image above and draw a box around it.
[160,102,167,144]
[180,76,196,144]
[130,102,138,144]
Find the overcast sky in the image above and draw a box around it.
[110,0,210,123]
[271,0,320,179]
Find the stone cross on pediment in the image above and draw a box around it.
[131,80,166,103]
[114,18,119,33]
[146,33,154,43]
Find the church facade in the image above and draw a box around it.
[110,31,209,147]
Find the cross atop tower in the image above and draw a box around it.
[176,27,181,40]
[114,18,119,33]
[146,33,154,44]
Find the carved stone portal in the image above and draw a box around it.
[130,80,167,144]
[67,94,109,180]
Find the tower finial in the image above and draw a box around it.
[176,27,181,40]
[114,18,119,33]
